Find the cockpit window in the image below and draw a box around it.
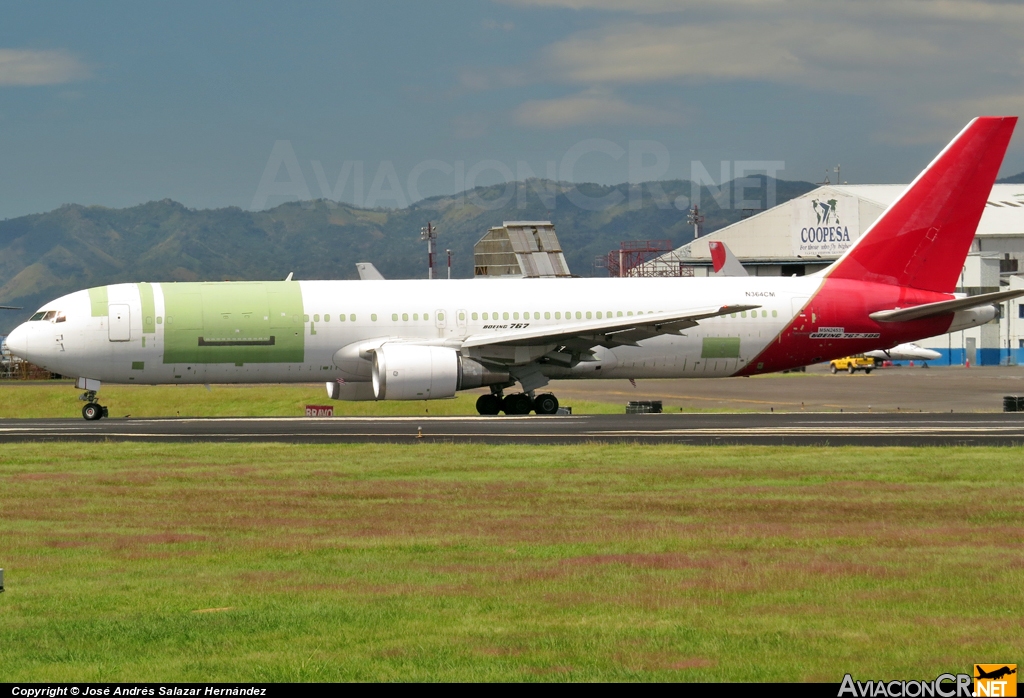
[55,312,66,323]
[30,312,46,321]
[42,311,57,321]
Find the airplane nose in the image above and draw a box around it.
[5,323,29,359]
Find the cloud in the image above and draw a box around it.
[513,87,684,128]
[492,0,1024,143]
[0,49,91,87]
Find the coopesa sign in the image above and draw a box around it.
[791,193,860,256]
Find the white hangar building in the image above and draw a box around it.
[663,184,1024,365]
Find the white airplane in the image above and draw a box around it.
[4,117,1022,419]
[865,343,942,363]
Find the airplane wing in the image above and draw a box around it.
[462,304,760,352]
[869,289,1024,322]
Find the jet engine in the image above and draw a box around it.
[371,345,509,400]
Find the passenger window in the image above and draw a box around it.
[314,314,320,322]
[472,312,477,320]
[437,312,444,321]
[596,311,602,319]
[503,312,509,320]
[392,314,399,321]
[534,312,540,319]
[350,314,356,321]
[157,316,162,324]
[324,314,330,322]
[340,314,346,321]
[762,310,767,318]
[617,311,623,317]
[555,312,561,319]
[627,311,633,316]
[772,310,778,317]
[371,314,377,321]
[482,312,488,320]
[303,314,309,322]
[544,312,550,319]
[414,313,419,321]
[741,311,746,318]
[459,312,465,321]
[586,311,592,319]
[402,313,408,321]
[424,313,429,321]
[513,312,519,320]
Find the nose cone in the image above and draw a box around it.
[5,323,29,360]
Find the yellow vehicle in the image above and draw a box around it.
[830,355,876,374]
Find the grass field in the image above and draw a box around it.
[0,382,754,419]
[1,443,1021,682]
[0,383,633,419]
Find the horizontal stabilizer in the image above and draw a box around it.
[356,263,385,280]
[869,289,1024,323]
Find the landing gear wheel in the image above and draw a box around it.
[82,403,104,421]
[476,393,502,416]
[830,364,837,374]
[848,364,856,374]
[533,393,559,415]
[502,393,533,415]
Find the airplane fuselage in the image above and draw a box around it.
[6,274,989,392]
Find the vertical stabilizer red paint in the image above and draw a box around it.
[709,241,727,273]
[826,116,1017,293]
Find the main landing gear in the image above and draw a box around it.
[79,389,108,421]
[475,388,560,416]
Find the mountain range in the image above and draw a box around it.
[3,169,1022,335]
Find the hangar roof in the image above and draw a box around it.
[669,183,1024,265]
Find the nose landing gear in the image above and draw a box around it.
[78,387,108,420]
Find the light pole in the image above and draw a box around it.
[446,249,452,279]
[687,205,704,240]
[420,222,437,279]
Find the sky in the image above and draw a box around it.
[2,0,1024,219]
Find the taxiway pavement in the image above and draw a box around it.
[3,412,1023,446]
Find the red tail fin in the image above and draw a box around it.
[827,116,1017,293]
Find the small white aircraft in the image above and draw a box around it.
[4,117,1022,419]
[865,343,942,363]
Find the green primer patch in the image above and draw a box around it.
[162,281,304,365]
[701,336,741,358]
[87,285,108,317]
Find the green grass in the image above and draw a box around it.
[0,383,628,418]
[1,443,1022,681]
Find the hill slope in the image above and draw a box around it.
[0,176,815,334]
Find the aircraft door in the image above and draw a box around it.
[791,296,810,331]
[435,309,447,338]
[108,304,131,341]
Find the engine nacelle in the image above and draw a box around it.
[371,345,509,400]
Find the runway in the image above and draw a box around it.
[3,412,1024,445]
